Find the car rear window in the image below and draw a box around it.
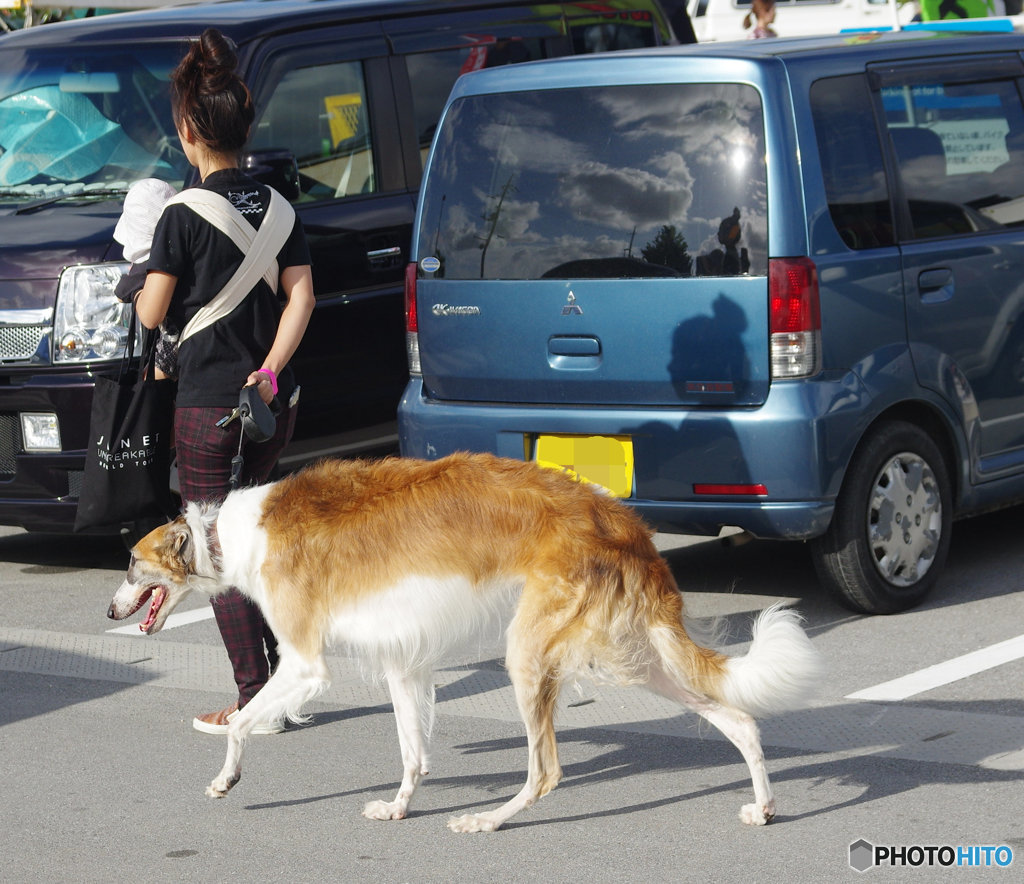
[417,83,767,280]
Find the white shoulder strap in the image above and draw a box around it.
[171,188,296,345]
[166,189,282,289]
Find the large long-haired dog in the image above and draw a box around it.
[108,453,821,832]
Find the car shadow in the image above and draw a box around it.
[0,527,126,571]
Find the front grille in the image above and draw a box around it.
[0,325,47,361]
[0,413,19,477]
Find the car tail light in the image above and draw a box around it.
[770,257,820,379]
[693,483,768,496]
[405,262,421,376]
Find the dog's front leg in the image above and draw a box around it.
[363,669,433,821]
[205,697,254,799]
[207,730,244,798]
[203,654,329,799]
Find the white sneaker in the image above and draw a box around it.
[192,701,285,735]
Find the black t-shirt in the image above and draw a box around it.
[148,168,311,408]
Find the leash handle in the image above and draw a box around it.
[229,425,246,490]
[230,451,244,491]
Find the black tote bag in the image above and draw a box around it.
[74,315,176,532]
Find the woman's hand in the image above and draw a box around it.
[245,371,276,404]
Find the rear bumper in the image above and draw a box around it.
[397,374,870,540]
[620,498,834,539]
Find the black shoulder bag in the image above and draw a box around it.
[74,311,176,532]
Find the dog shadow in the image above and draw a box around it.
[244,715,1024,826]
[428,726,1024,829]
[291,703,394,730]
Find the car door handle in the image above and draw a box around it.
[548,336,601,356]
[918,268,952,290]
[367,246,402,263]
[547,335,601,370]
[917,268,954,304]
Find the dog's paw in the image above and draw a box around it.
[362,799,408,821]
[739,800,775,826]
[206,770,240,799]
[448,813,500,834]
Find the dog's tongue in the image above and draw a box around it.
[140,588,166,633]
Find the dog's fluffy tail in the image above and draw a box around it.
[712,604,823,717]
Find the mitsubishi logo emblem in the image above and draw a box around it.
[561,291,583,316]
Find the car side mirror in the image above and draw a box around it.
[242,149,300,202]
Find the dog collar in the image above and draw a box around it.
[205,520,224,576]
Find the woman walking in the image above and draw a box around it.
[134,28,315,734]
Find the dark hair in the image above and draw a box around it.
[171,28,254,154]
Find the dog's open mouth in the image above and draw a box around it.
[124,586,168,634]
[141,587,167,633]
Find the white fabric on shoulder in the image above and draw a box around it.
[172,187,295,346]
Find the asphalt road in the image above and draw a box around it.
[1,501,1023,883]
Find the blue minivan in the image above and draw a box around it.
[399,29,1024,614]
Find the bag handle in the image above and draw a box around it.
[117,304,159,386]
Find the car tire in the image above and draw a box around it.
[810,420,952,614]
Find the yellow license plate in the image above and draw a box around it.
[533,434,634,498]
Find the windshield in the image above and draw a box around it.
[0,44,186,204]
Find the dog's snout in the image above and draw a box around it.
[107,580,137,621]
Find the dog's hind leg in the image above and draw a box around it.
[206,651,329,799]
[448,628,562,833]
[646,604,821,824]
[647,664,775,825]
[363,667,434,821]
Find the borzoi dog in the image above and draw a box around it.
[108,453,821,832]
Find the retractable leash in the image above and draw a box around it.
[217,384,280,490]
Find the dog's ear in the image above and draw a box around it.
[167,518,196,570]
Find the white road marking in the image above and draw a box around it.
[106,605,214,635]
[846,633,1024,701]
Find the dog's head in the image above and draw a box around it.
[107,504,220,634]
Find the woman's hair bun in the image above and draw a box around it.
[195,28,239,90]
[171,27,254,154]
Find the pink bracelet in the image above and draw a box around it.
[257,368,278,396]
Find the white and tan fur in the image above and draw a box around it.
[108,452,822,832]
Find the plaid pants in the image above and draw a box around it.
[175,402,297,707]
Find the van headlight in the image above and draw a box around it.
[53,263,135,363]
